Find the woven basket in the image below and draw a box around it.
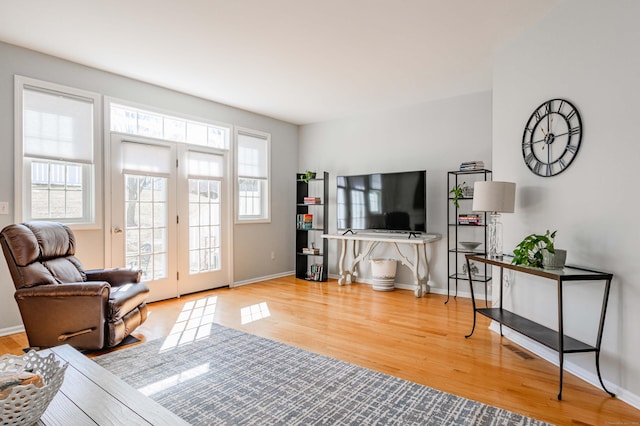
[0,351,67,426]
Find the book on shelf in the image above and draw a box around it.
[457,213,483,225]
[302,247,320,255]
[308,263,324,281]
[459,160,485,171]
[303,197,321,204]
[296,213,313,229]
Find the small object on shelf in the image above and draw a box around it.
[296,213,313,230]
[449,182,466,208]
[462,261,479,276]
[303,197,321,204]
[459,160,485,171]
[457,213,483,225]
[302,247,320,255]
[307,263,324,281]
[300,170,317,183]
[459,241,481,250]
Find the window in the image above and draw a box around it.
[235,128,270,222]
[15,76,101,226]
[110,103,229,149]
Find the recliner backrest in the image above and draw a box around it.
[0,222,86,290]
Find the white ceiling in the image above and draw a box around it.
[0,0,560,125]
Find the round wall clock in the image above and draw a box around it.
[521,98,582,177]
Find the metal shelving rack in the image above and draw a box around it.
[446,169,492,303]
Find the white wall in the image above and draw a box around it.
[299,91,492,294]
[493,0,640,404]
[0,41,297,331]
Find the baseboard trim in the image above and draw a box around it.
[233,271,294,287]
[0,325,25,337]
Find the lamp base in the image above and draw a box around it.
[487,213,503,258]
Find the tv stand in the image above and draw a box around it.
[323,233,441,297]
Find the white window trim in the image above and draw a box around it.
[14,75,102,230]
[234,127,271,224]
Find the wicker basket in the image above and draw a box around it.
[0,351,67,426]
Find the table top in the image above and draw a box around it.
[466,254,613,281]
[38,344,189,426]
[323,232,441,244]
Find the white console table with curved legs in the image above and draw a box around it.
[322,233,441,297]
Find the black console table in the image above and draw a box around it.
[465,254,614,400]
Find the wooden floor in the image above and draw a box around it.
[2,276,638,425]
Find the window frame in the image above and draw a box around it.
[234,127,271,224]
[14,76,102,229]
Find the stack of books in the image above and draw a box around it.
[303,197,321,204]
[308,263,324,281]
[302,247,320,255]
[460,160,484,171]
[296,214,313,229]
[458,213,483,225]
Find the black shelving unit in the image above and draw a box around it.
[295,171,329,281]
[446,169,492,303]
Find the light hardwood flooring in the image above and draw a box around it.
[1,276,638,425]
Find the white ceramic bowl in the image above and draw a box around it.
[459,241,481,250]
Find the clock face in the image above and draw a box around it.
[522,99,582,177]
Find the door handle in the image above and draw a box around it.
[113,226,123,235]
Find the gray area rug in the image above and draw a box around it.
[94,323,550,425]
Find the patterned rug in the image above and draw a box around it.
[94,323,550,425]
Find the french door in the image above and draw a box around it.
[110,134,230,302]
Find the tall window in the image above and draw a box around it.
[235,128,270,222]
[16,76,100,226]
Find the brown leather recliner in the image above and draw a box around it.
[0,221,150,350]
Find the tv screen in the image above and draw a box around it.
[336,170,426,233]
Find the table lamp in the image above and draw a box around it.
[472,181,516,258]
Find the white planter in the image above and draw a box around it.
[370,259,397,291]
[542,249,567,269]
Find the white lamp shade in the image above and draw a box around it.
[472,181,516,213]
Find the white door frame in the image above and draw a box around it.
[107,133,234,300]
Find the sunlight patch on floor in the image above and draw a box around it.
[160,296,217,351]
[240,301,271,324]
[137,363,210,396]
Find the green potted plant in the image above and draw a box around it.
[512,230,566,269]
[449,182,466,208]
[300,170,316,183]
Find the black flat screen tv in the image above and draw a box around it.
[336,170,426,233]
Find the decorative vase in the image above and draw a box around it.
[542,249,566,269]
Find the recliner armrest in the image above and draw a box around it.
[15,281,110,298]
[85,268,142,286]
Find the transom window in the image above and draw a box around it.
[110,103,229,149]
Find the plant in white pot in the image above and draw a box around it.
[512,230,566,269]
